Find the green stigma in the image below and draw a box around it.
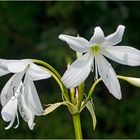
[90,45,101,54]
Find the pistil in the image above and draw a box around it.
[90,45,101,55]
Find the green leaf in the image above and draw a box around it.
[44,102,66,115]
[86,101,97,130]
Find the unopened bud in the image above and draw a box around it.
[118,76,140,87]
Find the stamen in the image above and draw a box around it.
[90,45,101,55]
[90,58,94,72]
[95,59,98,80]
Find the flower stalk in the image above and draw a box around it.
[33,59,84,139]
[82,78,101,109]
[77,82,85,110]
[72,113,83,140]
[33,59,70,102]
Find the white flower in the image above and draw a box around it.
[59,25,140,100]
[0,59,51,129]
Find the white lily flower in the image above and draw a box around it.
[59,25,140,100]
[0,59,51,129]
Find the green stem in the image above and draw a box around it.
[72,113,83,140]
[77,82,85,110]
[81,75,128,109]
[70,88,75,104]
[33,59,70,102]
[82,78,101,109]
[33,59,61,79]
[40,66,70,102]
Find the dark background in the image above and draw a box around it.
[0,1,140,139]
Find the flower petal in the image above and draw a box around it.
[14,113,19,129]
[105,25,125,45]
[97,55,122,100]
[61,53,93,88]
[1,96,18,122]
[24,78,44,116]
[90,27,105,44]
[1,73,24,106]
[28,63,51,81]
[5,117,16,130]
[0,75,15,106]
[59,34,89,53]
[0,59,10,76]
[0,68,10,77]
[7,59,31,73]
[102,46,140,66]
[20,93,35,130]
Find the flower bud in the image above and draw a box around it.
[118,76,140,87]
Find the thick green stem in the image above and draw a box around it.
[72,113,83,140]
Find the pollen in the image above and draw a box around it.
[90,45,101,54]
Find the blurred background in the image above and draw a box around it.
[0,1,140,139]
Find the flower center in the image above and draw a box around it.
[90,45,101,55]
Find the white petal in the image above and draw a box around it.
[0,59,10,76]
[1,73,24,106]
[7,59,31,73]
[28,116,35,130]
[97,55,122,100]
[0,68,10,77]
[18,95,28,122]
[0,59,9,70]
[1,96,18,122]
[24,78,43,116]
[105,25,125,45]
[28,63,51,81]
[20,93,35,130]
[14,113,19,129]
[90,27,105,44]
[5,117,16,130]
[102,46,140,66]
[61,53,93,88]
[59,34,89,53]
[0,75,14,106]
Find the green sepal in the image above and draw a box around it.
[86,100,97,130]
[43,102,66,115]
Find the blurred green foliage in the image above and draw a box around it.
[0,1,140,139]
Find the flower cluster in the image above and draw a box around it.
[0,25,140,132]
[0,59,51,129]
